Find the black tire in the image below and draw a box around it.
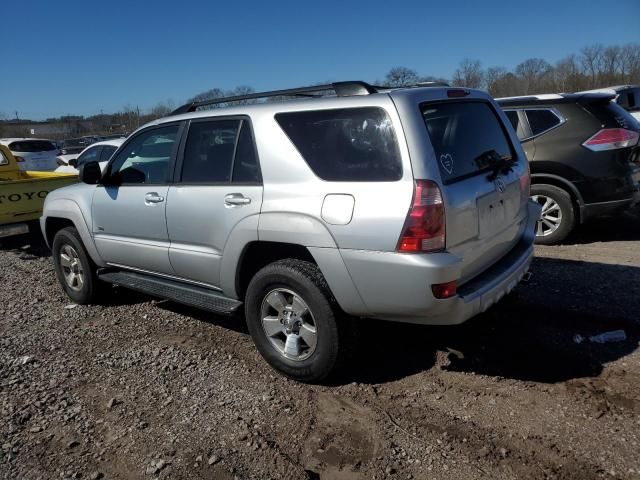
[244,259,351,383]
[52,227,106,304]
[530,184,575,245]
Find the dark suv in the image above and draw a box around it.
[498,93,640,244]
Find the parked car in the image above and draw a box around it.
[55,139,125,174]
[498,93,640,244]
[0,145,77,238]
[56,137,100,167]
[578,85,640,123]
[42,81,539,382]
[0,138,59,171]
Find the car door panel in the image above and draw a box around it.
[166,185,262,286]
[91,123,182,275]
[165,118,263,288]
[93,185,172,273]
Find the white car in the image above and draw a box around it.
[578,85,640,123]
[54,138,125,174]
[0,138,59,171]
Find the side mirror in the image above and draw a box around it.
[68,158,78,168]
[79,161,101,184]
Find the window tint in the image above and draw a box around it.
[108,125,179,184]
[525,109,561,136]
[422,101,514,184]
[182,120,240,183]
[9,140,57,152]
[0,150,8,165]
[275,107,402,182]
[504,110,520,131]
[76,146,100,166]
[232,122,261,183]
[99,145,117,162]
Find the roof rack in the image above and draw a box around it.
[170,81,379,115]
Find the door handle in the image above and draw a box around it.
[144,192,165,204]
[224,193,251,206]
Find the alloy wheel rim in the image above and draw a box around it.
[59,244,84,292]
[260,288,317,361]
[532,194,563,237]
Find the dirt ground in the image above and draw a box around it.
[1,211,640,480]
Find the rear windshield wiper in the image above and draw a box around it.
[474,150,514,180]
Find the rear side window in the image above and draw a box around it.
[275,107,402,181]
[9,140,57,152]
[181,118,261,184]
[505,110,520,131]
[617,89,639,112]
[525,109,562,136]
[421,101,514,184]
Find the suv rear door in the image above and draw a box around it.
[396,92,530,283]
[165,117,263,287]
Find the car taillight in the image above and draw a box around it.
[15,156,24,163]
[432,280,457,299]
[582,128,639,151]
[397,180,445,253]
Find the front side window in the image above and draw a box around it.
[422,101,514,184]
[76,146,100,167]
[275,107,402,182]
[99,145,118,162]
[0,150,8,165]
[107,125,179,184]
[525,109,561,136]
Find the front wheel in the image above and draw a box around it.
[244,259,350,383]
[52,227,105,304]
[530,184,575,245]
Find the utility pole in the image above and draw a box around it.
[136,105,140,128]
[14,111,18,120]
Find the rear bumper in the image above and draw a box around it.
[338,201,540,325]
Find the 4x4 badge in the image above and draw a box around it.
[495,178,506,194]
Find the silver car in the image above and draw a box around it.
[41,81,540,382]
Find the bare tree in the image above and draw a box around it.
[580,44,604,88]
[384,67,420,87]
[452,59,484,89]
[515,58,552,94]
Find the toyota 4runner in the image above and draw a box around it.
[41,81,540,382]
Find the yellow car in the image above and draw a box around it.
[0,144,78,238]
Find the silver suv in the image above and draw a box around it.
[41,81,540,382]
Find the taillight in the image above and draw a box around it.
[582,128,639,151]
[15,156,24,163]
[432,280,457,299]
[397,180,445,253]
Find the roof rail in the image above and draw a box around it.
[373,81,450,90]
[170,81,379,115]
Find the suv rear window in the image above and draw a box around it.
[9,140,57,152]
[275,107,402,181]
[421,101,514,184]
[617,88,640,112]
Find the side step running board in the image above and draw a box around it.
[98,270,242,315]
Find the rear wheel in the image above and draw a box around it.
[52,227,105,304]
[530,184,575,245]
[244,259,350,383]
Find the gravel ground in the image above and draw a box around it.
[1,212,640,480]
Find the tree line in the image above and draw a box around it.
[2,42,638,139]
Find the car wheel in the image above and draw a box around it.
[52,227,105,304]
[244,259,351,383]
[530,184,575,245]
